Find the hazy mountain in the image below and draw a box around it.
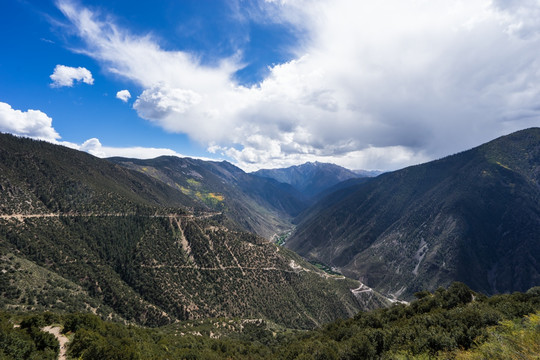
[353,169,384,177]
[287,128,540,299]
[253,162,363,198]
[0,133,388,329]
[109,156,309,238]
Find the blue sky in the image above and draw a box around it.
[1,0,540,171]
[0,0,300,160]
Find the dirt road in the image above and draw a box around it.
[41,326,69,360]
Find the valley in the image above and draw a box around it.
[5,0,540,358]
[1,128,539,359]
[109,156,310,239]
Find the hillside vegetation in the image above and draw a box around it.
[0,133,198,216]
[110,156,309,238]
[2,283,539,359]
[0,133,379,329]
[1,131,539,358]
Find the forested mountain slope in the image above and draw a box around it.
[0,133,197,215]
[0,133,382,329]
[110,156,308,238]
[288,128,540,299]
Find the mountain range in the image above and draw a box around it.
[0,133,389,329]
[287,127,540,299]
[252,161,368,199]
[108,156,309,239]
[1,127,539,332]
[107,158,377,239]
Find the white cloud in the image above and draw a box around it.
[134,85,201,120]
[50,64,94,87]
[79,137,192,159]
[116,89,131,102]
[57,0,540,171]
[0,101,60,141]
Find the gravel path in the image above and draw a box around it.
[41,326,69,360]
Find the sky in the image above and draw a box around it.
[1,0,540,172]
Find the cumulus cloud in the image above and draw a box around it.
[78,137,196,159]
[50,64,94,87]
[116,89,131,102]
[0,101,60,141]
[57,0,540,170]
[134,85,201,120]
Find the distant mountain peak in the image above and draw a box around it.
[252,161,366,198]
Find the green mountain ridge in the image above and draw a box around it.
[0,134,200,216]
[2,130,540,359]
[287,128,540,299]
[109,156,309,239]
[0,133,385,329]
